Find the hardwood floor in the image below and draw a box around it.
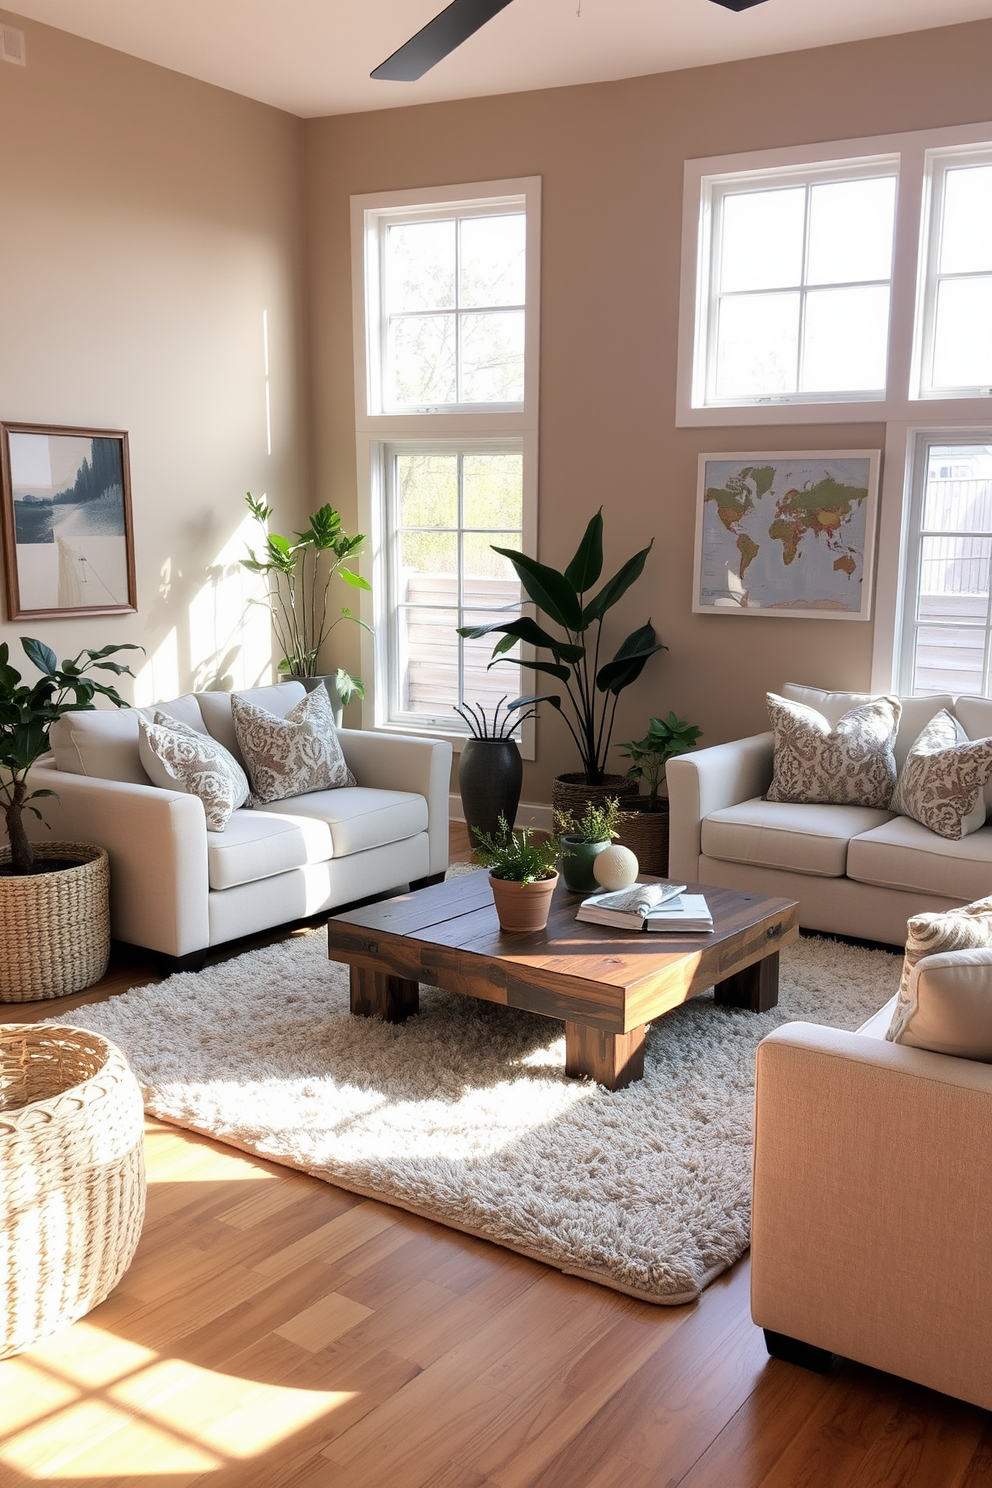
[1,822,989,1487]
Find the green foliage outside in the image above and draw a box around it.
[472,814,559,883]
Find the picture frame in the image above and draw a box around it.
[0,422,137,620]
[692,449,881,621]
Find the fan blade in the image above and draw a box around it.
[709,0,769,9]
[372,0,515,81]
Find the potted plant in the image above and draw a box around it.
[617,714,703,874]
[240,493,371,723]
[453,695,537,845]
[555,796,628,893]
[457,509,664,819]
[472,814,560,933]
[0,636,140,1001]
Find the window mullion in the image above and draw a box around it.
[457,452,466,711]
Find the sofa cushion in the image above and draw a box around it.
[196,681,306,769]
[766,692,901,809]
[781,684,951,771]
[49,692,207,783]
[847,814,992,900]
[890,710,992,839]
[887,896,992,1037]
[206,808,333,891]
[232,686,354,803]
[255,787,427,858]
[949,696,992,814]
[139,712,250,831]
[886,948,992,1060]
[701,797,894,878]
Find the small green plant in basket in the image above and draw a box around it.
[620,714,702,810]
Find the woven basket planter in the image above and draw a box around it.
[0,842,110,1003]
[550,773,640,823]
[615,800,670,877]
[0,1023,146,1359]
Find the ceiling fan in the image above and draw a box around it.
[372,0,769,82]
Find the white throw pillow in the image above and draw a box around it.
[138,712,250,831]
[887,948,992,1061]
[765,692,901,809]
[231,685,355,804]
[890,710,992,840]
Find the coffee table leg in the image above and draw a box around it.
[714,950,779,1012]
[565,1022,646,1091]
[350,967,420,1023]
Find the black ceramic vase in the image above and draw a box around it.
[458,738,523,847]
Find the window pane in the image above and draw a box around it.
[719,187,805,292]
[397,453,458,528]
[801,285,890,393]
[397,606,459,715]
[385,220,455,311]
[923,448,992,529]
[398,530,458,590]
[714,292,800,398]
[931,277,992,388]
[461,608,522,715]
[912,625,987,694]
[463,452,523,529]
[918,536,992,618]
[459,214,526,308]
[940,165,992,275]
[460,311,525,402]
[388,315,457,405]
[463,531,522,596]
[806,176,896,285]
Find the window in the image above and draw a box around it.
[699,162,897,407]
[917,147,992,398]
[899,436,992,695]
[352,179,540,748]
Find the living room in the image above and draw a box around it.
[2,2,992,1483]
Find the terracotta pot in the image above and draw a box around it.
[489,872,558,933]
[559,835,610,892]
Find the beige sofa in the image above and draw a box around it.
[752,977,992,1411]
[26,682,451,962]
[667,683,992,947]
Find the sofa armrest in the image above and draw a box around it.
[336,730,452,877]
[752,1022,992,1411]
[666,733,773,880]
[26,762,210,957]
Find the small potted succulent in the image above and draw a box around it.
[472,814,560,933]
[617,714,702,874]
[554,796,628,893]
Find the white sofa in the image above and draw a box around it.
[668,683,992,947]
[25,682,451,962]
[752,972,992,1411]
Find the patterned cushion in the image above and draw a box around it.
[138,712,250,832]
[231,685,355,805]
[765,692,901,809]
[890,709,992,840]
[887,895,992,1042]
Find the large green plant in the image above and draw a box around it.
[0,638,140,874]
[458,510,664,784]
[240,494,371,704]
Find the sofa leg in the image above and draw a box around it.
[161,950,209,976]
[763,1329,835,1373]
[409,871,446,892]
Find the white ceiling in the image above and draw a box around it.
[9,0,992,118]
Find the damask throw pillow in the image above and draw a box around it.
[887,896,992,1043]
[764,692,901,809]
[889,709,992,840]
[231,685,355,805]
[138,712,250,832]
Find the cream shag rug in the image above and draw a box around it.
[55,912,899,1306]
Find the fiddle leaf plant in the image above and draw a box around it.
[457,510,664,784]
[619,714,703,810]
[0,638,141,875]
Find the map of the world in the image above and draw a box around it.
[694,454,876,619]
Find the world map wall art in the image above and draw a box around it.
[692,450,881,621]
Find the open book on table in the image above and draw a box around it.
[575,882,714,933]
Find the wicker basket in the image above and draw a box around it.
[615,800,670,876]
[0,1023,146,1359]
[0,842,110,1003]
[550,773,640,823]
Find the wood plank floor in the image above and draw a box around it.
[1,823,989,1487]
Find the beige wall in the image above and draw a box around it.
[0,14,308,705]
[304,17,992,805]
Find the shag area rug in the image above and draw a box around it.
[55,909,900,1305]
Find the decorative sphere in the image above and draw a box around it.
[592,845,639,891]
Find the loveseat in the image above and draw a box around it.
[667,683,992,947]
[25,682,451,961]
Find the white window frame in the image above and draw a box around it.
[914,143,992,401]
[351,178,540,756]
[677,122,992,428]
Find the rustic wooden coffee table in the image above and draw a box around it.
[326,873,799,1091]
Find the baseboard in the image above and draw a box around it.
[449,793,553,832]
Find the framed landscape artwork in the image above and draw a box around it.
[0,422,137,620]
[692,450,881,621]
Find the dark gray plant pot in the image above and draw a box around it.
[459,738,523,848]
[280,673,343,727]
[559,834,610,893]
